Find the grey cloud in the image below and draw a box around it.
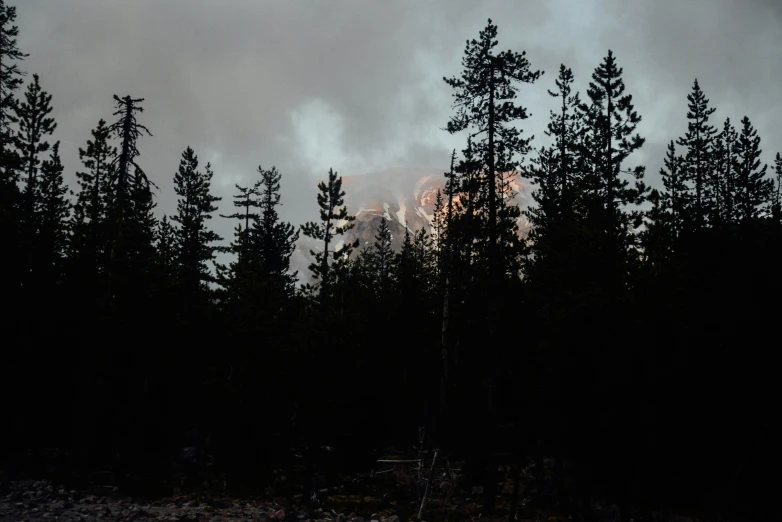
[12,0,782,238]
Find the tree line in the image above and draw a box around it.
[2,4,778,521]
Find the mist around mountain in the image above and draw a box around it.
[293,168,532,283]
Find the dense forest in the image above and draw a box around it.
[1,2,778,521]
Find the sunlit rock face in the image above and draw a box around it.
[292,167,533,283]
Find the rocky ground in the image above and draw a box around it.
[0,478,408,522]
[0,465,701,522]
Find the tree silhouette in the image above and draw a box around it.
[14,73,56,289]
[36,141,71,291]
[171,147,222,315]
[676,79,717,227]
[300,167,358,309]
[733,115,771,222]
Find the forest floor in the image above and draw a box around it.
[0,452,696,522]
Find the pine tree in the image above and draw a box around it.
[108,95,151,218]
[772,153,782,224]
[254,165,299,296]
[708,133,726,227]
[14,73,56,287]
[129,165,158,280]
[0,0,27,322]
[71,119,116,282]
[300,168,358,308]
[369,216,394,295]
[154,214,178,285]
[444,18,542,282]
[717,118,739,226]
[217,180,263,320]
[676,79,717,227]
[36,141,71,289]
[733,116,771,222]
[171,147,222,311]
[0,0,27,176]
[545,64,582,215]
[398,227,416,307]
[526,145,562,271]
[578,50,647,286]
[659,140,689,239]
[15,74,56,219]
[444,22,544,509]
[105,94,153,309]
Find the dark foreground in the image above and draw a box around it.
[1,461,708,522]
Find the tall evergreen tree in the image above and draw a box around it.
[546,64,582,215]
[36,141,71,290]
[218,180,263,320]
[733,116,771,222]
[254,165,299,296]
[15,74,56,219]
[772,153,782,223]
[129,165,158,281]
[0,0,26,327]
[154,214,178,288]
[444,18,542,282]
[676,79,717,227]
[578,50,647,286]
[0,0,26,175]
[717,118,739,226]
[300,168,358,307]
[658,140,689,239]
[105,94,153,309]
[369,216,394,295]
[444,20,543,511]
[108,95,151,217]
[70,119,116,284]
[171,147,222,311]
[14,73,56,287]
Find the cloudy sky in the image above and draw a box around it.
[13,0,782,235]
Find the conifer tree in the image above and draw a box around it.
[369,216,394,295]
[444,18,542,281]
[733,116,771,222]
[526,145,561,270]
[676,79,717,227]
[300,168,358,307]
[154,215,178,285]
[218,180,263,319]
[129,165,158,276]
[398,227,416,306]
[772,153,782,223]
[71,119,116,281]
[254,165,299,296]
[36,141,71,289]
[708,133,726,227]
[0,0,26,320]
[0,0,26,176]
[717,118,739,226]
[14,73,56,287]
[105,94,153,309]
[108,95,151,217]
[171,147,222,309]
[15,74,55,219]
[578,50,647,285]
[659,140,688,239]
[545,64,582,215]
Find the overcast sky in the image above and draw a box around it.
[13,0,782,234]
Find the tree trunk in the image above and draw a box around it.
[483,56,501,519]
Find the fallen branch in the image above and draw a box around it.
[417,449,438,521]
[377,459,421,464]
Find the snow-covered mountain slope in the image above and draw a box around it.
[292,167,533,283]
